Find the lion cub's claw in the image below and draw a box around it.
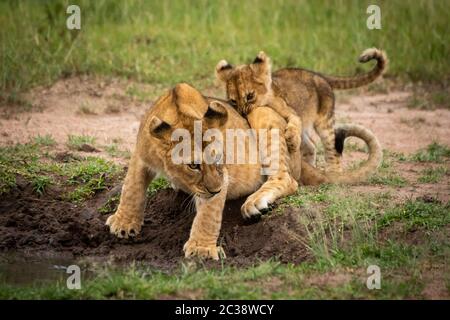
[241,193,271,219]
[105,213,143,239]
[183,240,226,260]
[241,178,297,219]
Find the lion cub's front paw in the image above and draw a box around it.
[241,196,263,219]
[105,212,143,239]
[285,124,301,153]
[241,178,298,219]
[241,192,273,219]
[183,240,226,260]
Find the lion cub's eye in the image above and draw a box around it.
[188,163,201,170]
[246,92,255,102]
[229,99,237,107]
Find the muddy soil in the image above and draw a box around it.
[0,179,309,270]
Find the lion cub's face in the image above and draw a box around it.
[165,160,225,198]
[148,83,228,198]
[215,51,273,115]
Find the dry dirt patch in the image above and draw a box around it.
[1,76,449,157]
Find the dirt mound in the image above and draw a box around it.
[0,181,310,270]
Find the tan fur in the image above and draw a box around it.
[216,48,388,174]
[106,83,382,260]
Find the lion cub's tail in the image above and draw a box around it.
[329,124,382,183]
[322,48,388,90]
[301,124,382,185]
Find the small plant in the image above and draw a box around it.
[368,151,407,187]
[32,175,52,195]
[410,142,450,163]
[147,177,170,196]
[78,103,97,115]
[0,143,48,195]
[0,170,16,195]
[67,135,96,151]
[98,194,121,214]
[418,166,448,183]
[283,184,334,208]
[33,134,56,146]
[104,144,130,158]
[65,157,120,202]
[369,174,407,187]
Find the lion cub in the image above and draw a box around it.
[216,49,388,173]
[215,59,303,198]
[216,57,302,155]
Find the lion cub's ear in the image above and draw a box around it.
[215,60,233,83]
[251,51,271,76]
[173,83,208,119]
[149,116,172,140]
[204,101,228,127]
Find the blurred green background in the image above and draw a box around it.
[1,0,449,98]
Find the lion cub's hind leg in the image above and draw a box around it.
[314,82,342,173]
[315,117,343,173]
[301,129,317,166]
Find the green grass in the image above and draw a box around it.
[369,174,407,187]
[0,141,121,201]
[104,144,130,159]
[280,185,449,271]
[98,193,120,214]
[64,157,120,202]
[31,175,53,195]
[33,134,57,147]
[368,150,407,187]
[283,184,334,207]
[0,260,431,299]
[378,199,450,231]
[285,187,393,268]
[410,142,450,163]
[418,166,448,183]
[408,85,450,110]
[0,143,49,194]
[1,0,449,101]
[126,84,154,102]
[147,177,171,196]
[66,134,96,151]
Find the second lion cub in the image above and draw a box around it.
[216,49,388,173]
[216,57,304,204]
